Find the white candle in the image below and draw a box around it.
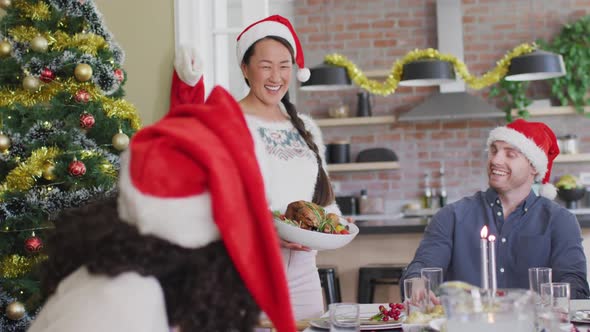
[480,226,489,290]
[488,234,497,293]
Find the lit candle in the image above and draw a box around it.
[480,226,489,290]
[488,234,497,293]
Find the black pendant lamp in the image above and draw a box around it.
[399,59,456,87]
[299,63,354,91]
[504,50,566,81]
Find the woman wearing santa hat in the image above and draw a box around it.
[236,15,340,320]
[27,61,296,331]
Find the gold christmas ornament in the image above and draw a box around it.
[0,40,11,57]
[5,301,25,320]
[30,35,48,53]
[22,75,41,92]
[74,63,93,82]
[0,0,11,10]
[42,162,56,181]
[0,133,10,152]
[112,132,129,151]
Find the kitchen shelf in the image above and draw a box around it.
[327,161,400,172]
[512,106,589,117]
[316,115,396,127]
[554,153,590,163]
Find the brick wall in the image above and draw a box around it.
[294,0,590,211]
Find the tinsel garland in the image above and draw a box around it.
[0,255,47,279]
[0,186,114,224]
[12,0,52,21]
[0,79,141,129]
[8,26,109,56]
[3,147,60,192]
[324,43,536,96]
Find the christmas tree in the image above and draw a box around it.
[0,0,140,330]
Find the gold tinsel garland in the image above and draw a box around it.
[324,43,536,96]
[13,0,51,21]
[8,26,108,56]
[0,78,141,130]
[0,254,48,279]
[4,147,60,191]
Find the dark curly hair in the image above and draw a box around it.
[39,197,260,331]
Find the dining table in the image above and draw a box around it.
[296,300,590,332]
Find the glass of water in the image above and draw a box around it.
[329,303,360,332]
[540,282,571,322]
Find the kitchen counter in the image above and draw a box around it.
[354,209,590,234]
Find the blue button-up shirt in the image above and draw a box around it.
[402,188,589,299]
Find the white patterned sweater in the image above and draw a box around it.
[244,107,340,217]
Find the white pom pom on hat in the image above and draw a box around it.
[487,119,560,199]
[236,15,310,82]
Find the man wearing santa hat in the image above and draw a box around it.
[27,49,296,331]
[402,119,589,298]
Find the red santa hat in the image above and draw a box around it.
[487,119,560,199]
[236,14,311,82]
[117,86,296,332]
[170,46,205,107]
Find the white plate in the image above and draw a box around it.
[308,318,402,330]
[273,217,359,250]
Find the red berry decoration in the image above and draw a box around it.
[79,113,95,129]
[75,89,90,103]
[114,68,124,82]
[40,68,55,83]
[68,160,86,177]
[25,234,43,253]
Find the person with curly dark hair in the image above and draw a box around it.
[27,65,296,332]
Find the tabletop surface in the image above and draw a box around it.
[302,300,590,332]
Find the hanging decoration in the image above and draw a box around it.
[30,35,49,53]
[5,301,26,320]
[0,40,11,57]
[0,132,10,152]
[323,43,536,96]
[79,113,95,129]
[75,89,90,103]
[22,75,41,92]
[68,159,86,177]
[24,233,43,253]
[40,68,55,83]
[112,131,129,151]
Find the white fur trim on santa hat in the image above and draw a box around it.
[117,152,220,249]
[487,126,548,182]
[236,21,297,66]
[174,45,203,87]
[297,67,311,82]
[539,183,558,200]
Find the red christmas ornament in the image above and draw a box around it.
[79,113,95,129]
[68,160,86,177]
[25,234,43,253]
[75,89,90,103]
[114,68,124,82]
[40,68,55,83]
